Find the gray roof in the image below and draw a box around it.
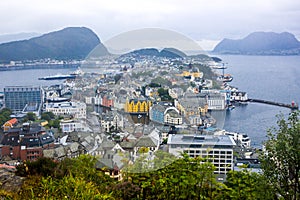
[96,150,125,170]
[167,134,236,148]
[135,136,157,147]
[151,104,166,113]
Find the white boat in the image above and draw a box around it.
[217,74,233,82]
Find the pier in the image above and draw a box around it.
[246,99,299,110]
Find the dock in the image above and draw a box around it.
[246,99,298,110]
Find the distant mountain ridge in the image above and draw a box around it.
[120,47,187,58]
[0,27,108,63]
[213,32,300,55]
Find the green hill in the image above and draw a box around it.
[0,27,108,63]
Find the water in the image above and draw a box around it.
[1,56,300,147]
[218,55,300,147]
[0,67,76,91]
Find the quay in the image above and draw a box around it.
[246,99,299,110]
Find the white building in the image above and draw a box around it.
[100,111,124,132]
[214,130,251,148]
[44,101,86,119]
[168,134,236,176]
[201,90,226,110]
[60,119,91,133]
[231,91,248,102]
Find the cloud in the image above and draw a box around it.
[0,0,299,41]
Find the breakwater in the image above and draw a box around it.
[247,99,298,110]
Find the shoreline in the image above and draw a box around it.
[0,63,79,71]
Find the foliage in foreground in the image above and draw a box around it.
[0,153,277,200]
[261,111,300,200]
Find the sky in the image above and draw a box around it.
[0,0,299,50]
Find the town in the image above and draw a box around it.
[0,52,256,182]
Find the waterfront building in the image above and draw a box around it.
[4,86,43,112]
[231,91,248,102]
[167,134,236,177]
[201,90,227,110]
[44,101,86,119]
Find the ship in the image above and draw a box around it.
[217,74,233,82]
[38,74,76,80]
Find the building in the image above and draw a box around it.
[4,86,43,112]
[100,110,124,132]
[231,91,248,102]
[60,119,91,133]
[44,101,86,119]
[167,134,236,177]
[149,103,182,125]
[124,98,152,114]
[175,91,208,125]
[201,90,227,110]
[0,123,55,161]
[2,118,18,132]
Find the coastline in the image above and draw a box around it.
[0,63,79,71]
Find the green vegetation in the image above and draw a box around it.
[151,77,172,87]
[157,88,173,101]
[193,63,216,80]
[260,111,300,199]
[0,27,103,62]
[0,108,12,126]
[131,70,154,79]
[10,155,115,199]
[41,112,55,121]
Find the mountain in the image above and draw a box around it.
[120,47,186,58]
[0,32,41,44]
[213,32,300,55]
[0,27,108,63]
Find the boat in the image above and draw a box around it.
[217,74,233,82]
[70,67,84,76]
[38,74,76,80]
[211,65,227,69]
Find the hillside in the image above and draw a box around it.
[0,27,108,63]
[120,47,186,58]
[213,32,300,55]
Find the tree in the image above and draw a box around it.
[0,108,12,126]
[260,111,300,200]
[25,112,36,121]
[216,169,276,200]
[41,112,55,121]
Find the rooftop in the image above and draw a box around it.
[167,134,236,147]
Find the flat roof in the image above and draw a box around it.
[167,134,236,147]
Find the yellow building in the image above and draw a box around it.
[176,70,203,79]
[125,99,152,113]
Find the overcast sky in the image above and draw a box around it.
[0,0,299,50]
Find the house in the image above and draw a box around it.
[231,91,248,102]
[100,110,124,132]
[0,123,55,161]
[150,103,183,125]
[2,118,18,132]
[175,91,208,125]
